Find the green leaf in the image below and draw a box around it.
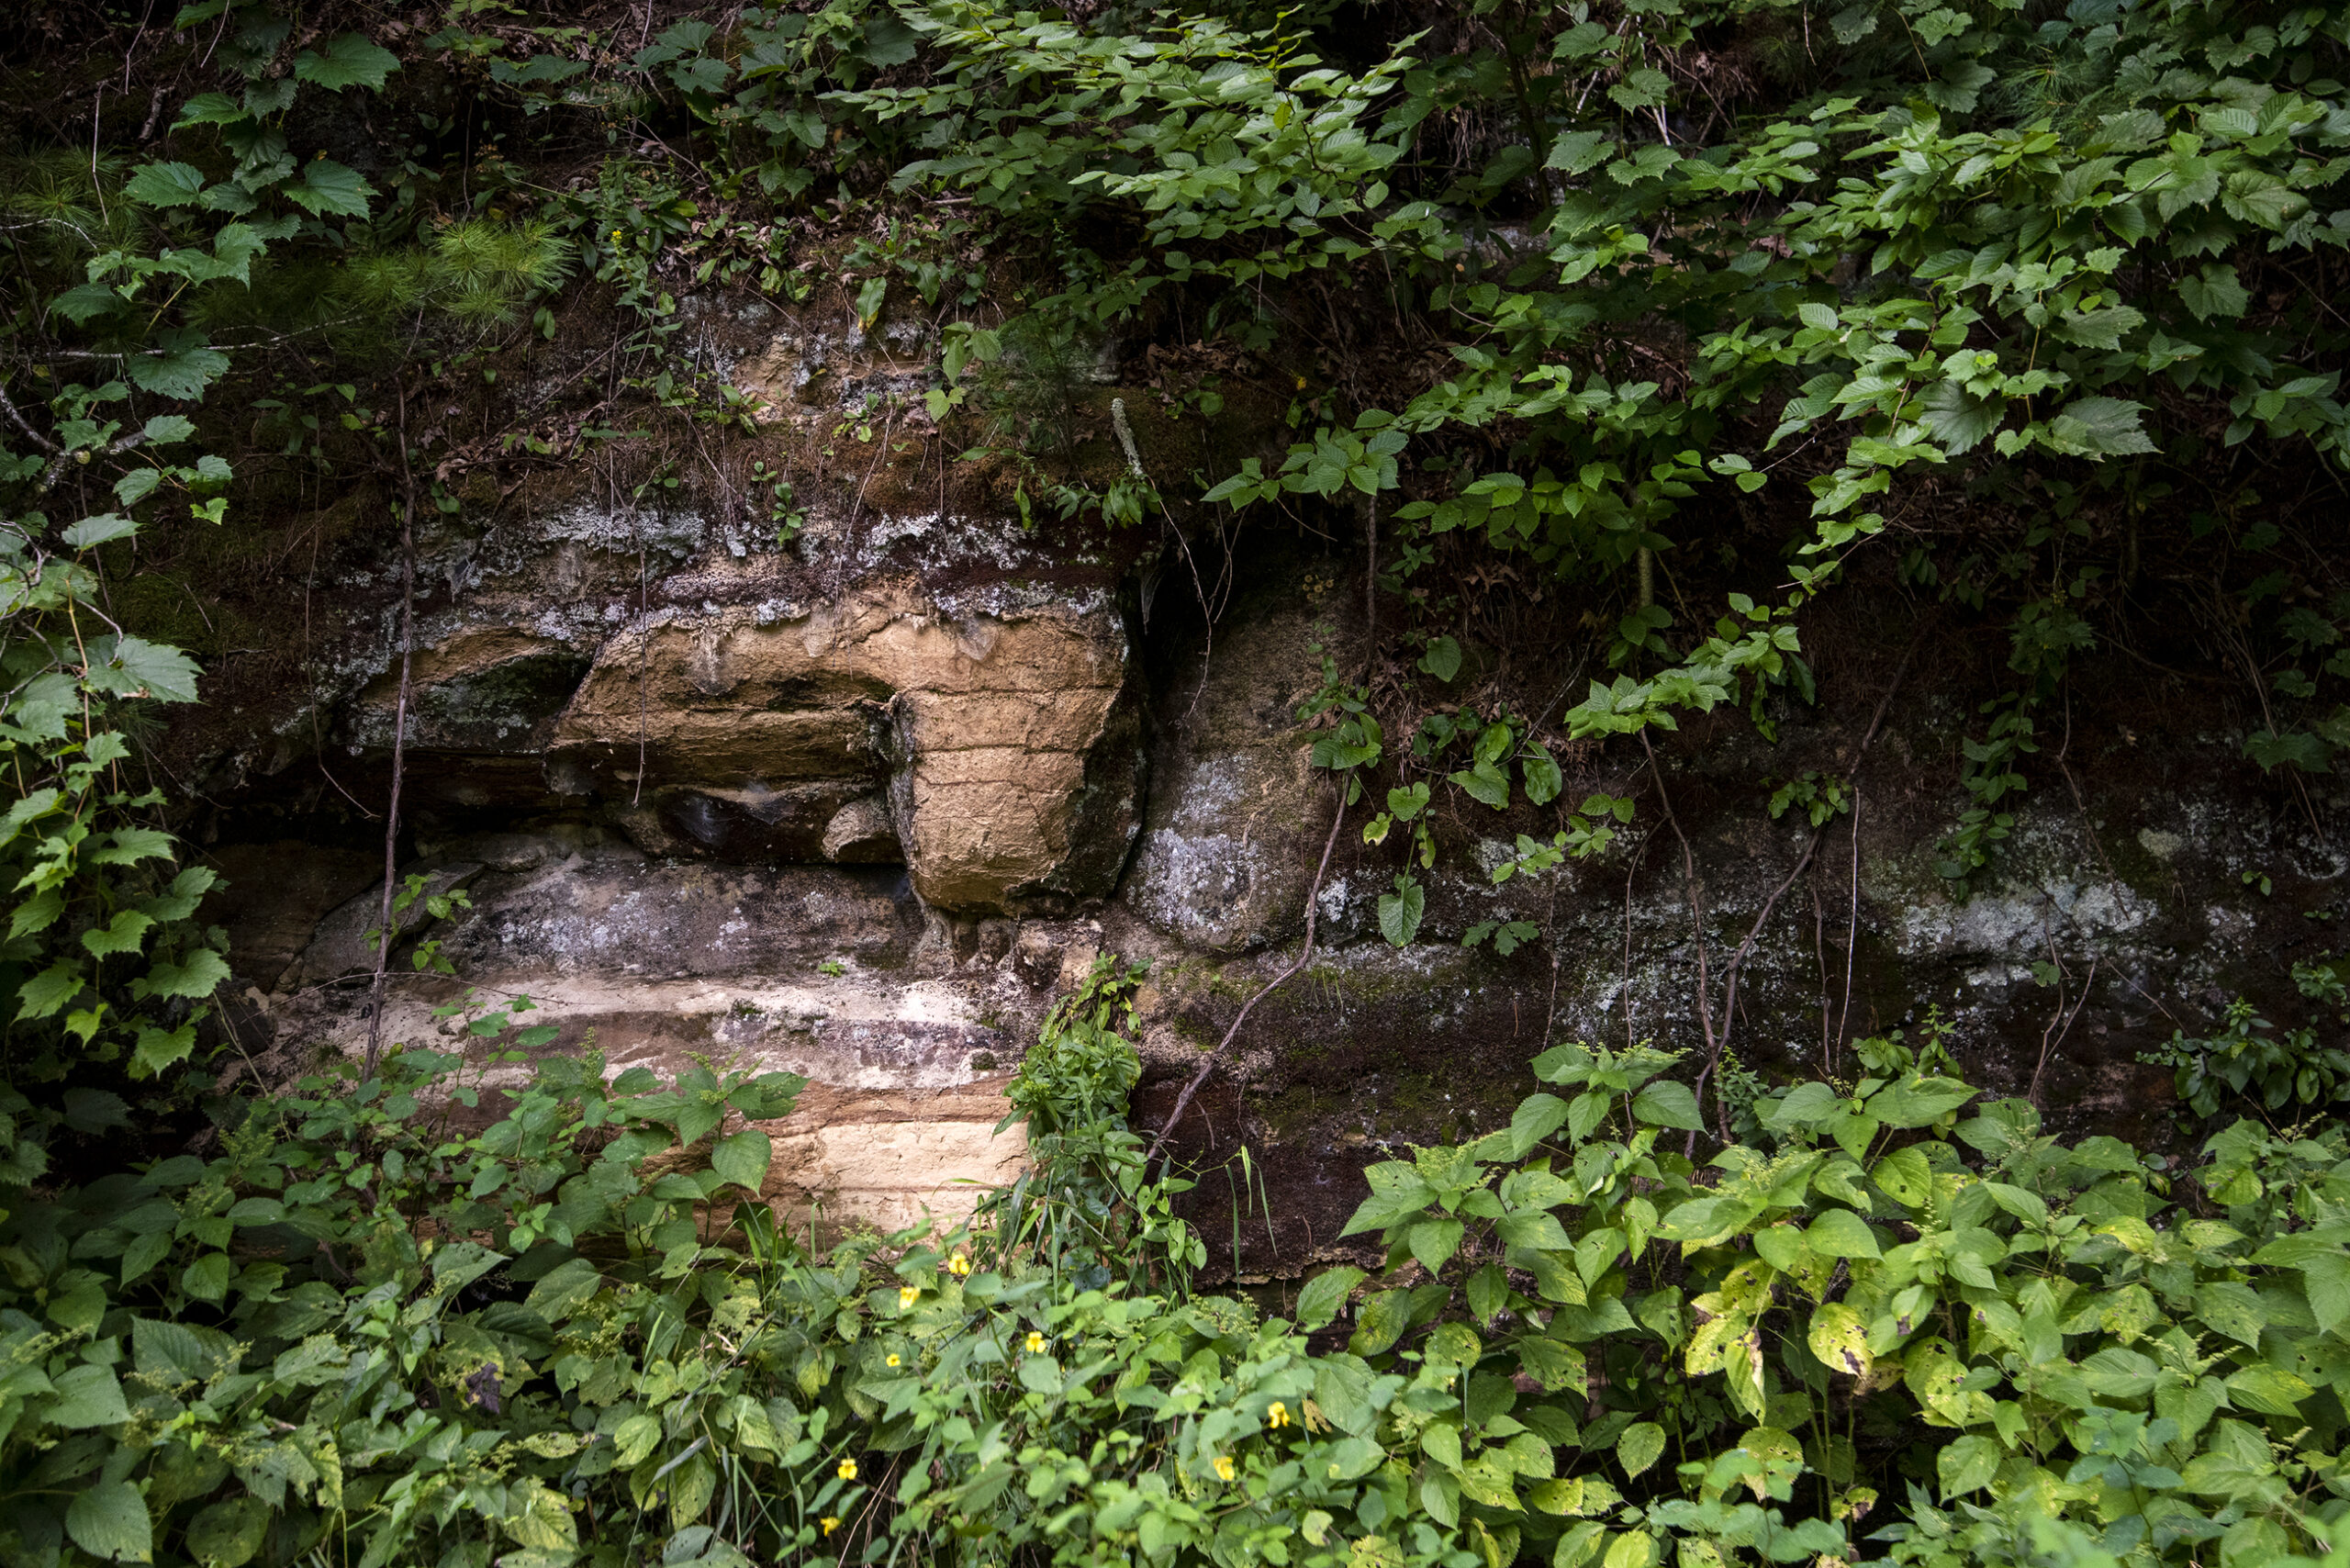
[137,947,229,1001]
[1937,1434,1999,1498]
[123,161,208,207]
[125,329,229,401]
[711,1128,772,1192]
[1802,1207,1881,1260]
[1617,1421,1664,1478]
[47,1362,129,1427]
[186,1495,269,1568]
[2046,396,2158,457]
[1872,1147,1934,1209]
[66,1480,151,1563]
[1509,1092,1569,1158]
[285,159,375,218]
[291,33,402,90]
[17,961,85,1021]
[82,909,156,958]
[1378,879,1425,947]
[1418,636,1462,681]
[53,283,125,324]
[1409,1217,1466,1275]
[134,1023,196,1076]
[1873,1073,1977,1128]
[1630,1081,1701,1130]
[1351,1289,1414,1356]
[1293,1266,1364,1331]
[182,1251,233,1304]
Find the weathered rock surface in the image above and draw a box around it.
[176,290,2350,1279]
[544,582,1144,913]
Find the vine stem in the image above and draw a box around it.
[362,389,419,1082]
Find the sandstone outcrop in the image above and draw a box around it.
[543,581,1144,913]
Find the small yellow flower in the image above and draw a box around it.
[821,1517,840,1537]
[1293,375,1307,389]
[1214,1454,1237,1483]
[1024,1330,1046,1354]
[1266,1401,1291,1429]
[898,1285,920,1310]
[948,1253,972,1276]
[837,1459,858,1482]
[886,1352,902,1368]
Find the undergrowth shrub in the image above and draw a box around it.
[0,967,2343,1568]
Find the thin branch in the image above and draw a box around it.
[362,386,420,1081]
[1144,781,1349,1170]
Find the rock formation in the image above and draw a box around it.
[173,293,2350,1274]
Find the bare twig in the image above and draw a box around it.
[361,387,420,1081]
[1641,732,1722,1148]
[1144,783,1348,1169]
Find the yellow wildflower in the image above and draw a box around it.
[887,1353,902,1368]
[1214,1454,1237,1483]
[1025,1330,1047,1354]
[1266,1401,1291,1429]
[948,1253,972,1276]
[822,1518,840,1536]
[899,1285,920,1310]
[837,1459,858,1482]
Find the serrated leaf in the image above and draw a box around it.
[711,1128,772,1192]
[66,1479,150,1563]
[1409,1217,1465,1274]
[82,909,155,958]
[1293,1265,1363,1330]
[1617,1421,1664,1478]
[125,330,229,401]
[291,33,401,90]
[63,512,140,549]
[124,161,208,207]
[2047,396,2158,457]
[285,159,375,218]
[1630,1081,1701,1130]
[137,947,229,1000]
[186,1495,268,1568]
[1803,1207,1880,1260]
[47,1362,129,1427]
[53,282,126,323]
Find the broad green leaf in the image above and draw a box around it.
[1937,1434,1999,1498]
[1806,1303,1870,1379]
[1617,1421,1664,1479]
[66,1480,151,1564]
[1630,1081,1701,1130]
[285,160,376,218]
[1872,1147,1933,1210]
[1351,1289,1413,1356]
[1872,1073,1978,1128]
[1803,1208,1881,1260]
[525,1257,606,1323]
[1409,1217,1466,1274]
[291,33,401,90]
[124,161,207,207]
[1378,879,1425,947]
[125,330,229,400]
[711,1128,773,1192]
[47,1362,129,1427]
[1294,1266,1364,1331]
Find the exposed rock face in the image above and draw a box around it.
[543,581,1144,913]
[1121,566,1340,952]
[178,288,2348,1276]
